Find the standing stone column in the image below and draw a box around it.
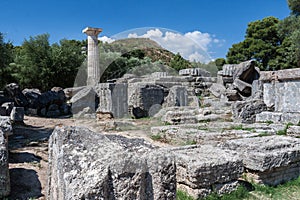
[82,27,102,85]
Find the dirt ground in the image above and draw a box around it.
[7,116,76,200]
[7,115,166,200]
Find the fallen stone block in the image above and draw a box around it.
[162,110,198,125]
[209,83,226,98]
[232,99,267,123]
[0,116,12,136]
[163,86,188,107]
[10,107,24,123]
[94,83,128,118]
[223,136,300,186]
[128,83,165,118]
[47,126,176,200]
[287,125,300,137]
[173,145,243,199]
[233,79,252,96]
[179,68,211,77]
[256,111,300,124]
[70,86,97,114]
[256,111,282,123]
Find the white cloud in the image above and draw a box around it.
[98,36,115,43]
[97,28,224,63]
[126,29,220,63]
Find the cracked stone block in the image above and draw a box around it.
[47,126,176,200]
[173,145,243,199]
[223,136,300,186]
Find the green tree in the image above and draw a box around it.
[51,39,85,88]
[11,34,52,90]
[169,53,191,71]
[0,33,14,88]
[11,34,86,90]
[288,0,300,16]
[215,58,226,70]
[226,17,281,70]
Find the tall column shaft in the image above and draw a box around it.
[83,27,102,86]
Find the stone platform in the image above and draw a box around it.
[223,136,300,186]
[173,145,243,199]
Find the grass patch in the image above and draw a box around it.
[150,133,169,143]
[178,176,300,200]
[256,132,270,137]
[204,186,250,200]
[198,126,209,131]
[276,122,293,136]
[265,120,274,125]
[177,190,195,200]
[252,176,300,199]
[182,139,197,146]
[223,124,255,132]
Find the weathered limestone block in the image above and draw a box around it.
[232,60,259,84]
[10,107,24,123]
[0,102,14,116]
[263,83,275,108]
[174,145,243,199]
[0,130,9,198]
[128,83,165,118]
[22,88,41,109]
[0,116,12,136]
[256,111,282,123]
[260,68,300,82]
[225,89,242,101]
[232,99,267,123]
[70,86,96,114]
[94,83,128,118]
[251,80,263,99]
[256,111,300,124]
[209,83,226,98]
[4,83,28,107]
[222,64,235,77]
[287,125,300,137]
[48,126,176,200]
[179,68,211,77]
[233,78,252,95]
[162,110,199,125]
[281,112,300,124]
[163,86,188,107]
[223,136,300,186]
[274,81,300,112]
[151,72,168,78]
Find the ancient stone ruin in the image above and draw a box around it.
[1,27,300,199]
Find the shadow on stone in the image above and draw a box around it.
[8,125,54,149]
[8,168,43,199]
[9,152,42,164]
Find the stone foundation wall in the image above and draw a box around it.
[245,162,300,186]
[223,136,300,186]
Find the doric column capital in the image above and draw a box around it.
[82,27,102,36]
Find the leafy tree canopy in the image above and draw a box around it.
[288,0,300,16]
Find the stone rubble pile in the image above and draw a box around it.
[0,83,71,119]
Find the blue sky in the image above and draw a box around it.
[1,0,290,61]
